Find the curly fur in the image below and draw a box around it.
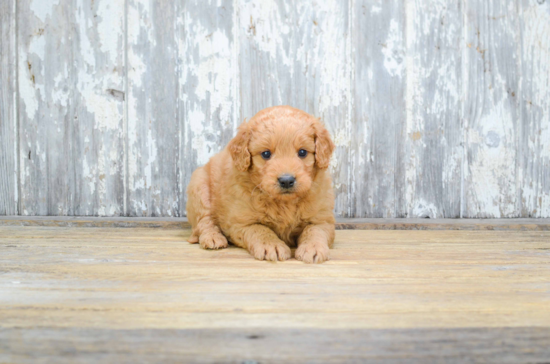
[186,106,336,263]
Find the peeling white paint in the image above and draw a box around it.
[144,128,158,189]
[232,1,241,133]
[127,93,142,193]
[332,128,349,148]
[468,98,516,217]
[18,59,38,119]
[85,92,120,130]
[182,7,235,167]
[461,0,524,218]
[191,27,233,122]
[240,0,291,67]
[30,0,60,23]
[51,72,69,108]
[76,8,96,68]
[128,49,146,89]
[97,1,124,64]
[382,19,404,78]
[127,2,148,194]
[522,6,550,160]
[412,199,438,218]
[405,2,420,136]
[519,4,550,217]
[127,91,139,192]
[82,157,95,195]
[10,0,550,218]
[124,0,183,217]
[19,34,46,119]
[310,1,350,118]
[442,152,460,190]
[404,0,420,214]
[127,0,156,46]
[188,108,219,166]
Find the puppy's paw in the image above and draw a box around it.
[248,241,291,262]
[199,231,228,250]
[295,242,330,264]
[188,232,199,244]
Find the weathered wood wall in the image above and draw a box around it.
[1,0,549,218]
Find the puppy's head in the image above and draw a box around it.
[228,106,335,200]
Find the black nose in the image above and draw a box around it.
[278,174,296,189]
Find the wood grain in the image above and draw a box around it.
[178,0,237,215]
[293,0,351,216]
[1,226,549,361]
[518,0,550,218]
[238,0,294,118]
[400,0,462,218]
[127,0,179,217]
[463,1,521,218]
[2,327,550,363]
[17,0,125,216]
[352,0,405,218]
[0,0,17,215]
[2,1,550,218]
[18,0,75,215]
[72,0,126,216]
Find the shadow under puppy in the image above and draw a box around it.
[186,106,335,263]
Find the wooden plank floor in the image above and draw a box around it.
[1,226,550,363]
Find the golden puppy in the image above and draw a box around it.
[186,106,335,263]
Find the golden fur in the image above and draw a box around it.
[186,106,336,263]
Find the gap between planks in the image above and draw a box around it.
[0,216,549,230]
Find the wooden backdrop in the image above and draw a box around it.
[1,0,549,218]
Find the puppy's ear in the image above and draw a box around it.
[313,119,335,169]
[228,121,251,172]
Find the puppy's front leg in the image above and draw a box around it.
[296,223,335,264]
[232,224,291,262]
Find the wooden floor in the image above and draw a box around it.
[1,224,550,363]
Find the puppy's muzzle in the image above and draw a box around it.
[278,174,296,190]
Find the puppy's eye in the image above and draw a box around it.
[261,150,272,160]
[298,149,308,158]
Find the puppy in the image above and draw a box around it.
[186,106,335,263]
